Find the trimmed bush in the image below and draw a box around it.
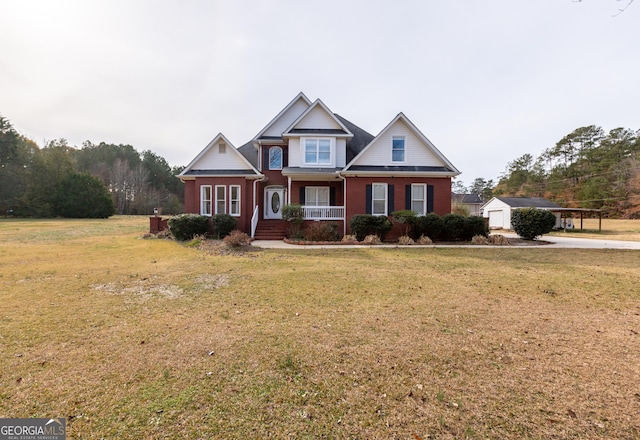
[441,213,466,241]
[413,213,444,240]
[511,208,557,240]
[168,214,209,241]
[349,214,393,241]
[211,214,237,239]
[463,216,488,241]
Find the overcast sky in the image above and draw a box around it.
[1,0,638,185]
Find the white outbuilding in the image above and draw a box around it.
[481,197,562,230]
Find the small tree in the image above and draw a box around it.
[392,210,417,236]
[511,208,557,240]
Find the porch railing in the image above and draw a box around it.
[302,205,344,220]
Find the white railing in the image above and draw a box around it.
[250,205,259,238]
[302,205,344,220]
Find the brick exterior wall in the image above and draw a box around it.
[183,177,255,233]
[345,176,452,239]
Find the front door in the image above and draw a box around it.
[264,187,285,219]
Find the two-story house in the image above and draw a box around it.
[178,92,460,239]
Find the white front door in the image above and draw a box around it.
[264,188,285,219]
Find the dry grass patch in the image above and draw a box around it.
[548,218,640,241]
[1,217,639,439]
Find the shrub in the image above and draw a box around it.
[392,210,417,236]
[462,216,488,241]
[282,204,304,238]
[441,213,467,241]
[349,215,393,241]
[304,222,339,241]
[223,230,251,247]
[398,235,415,245]
[489,234,510,245]
[413,213,444,240]
[211,214,237,239]
[168,214,209,241]
[362,234,381,245]
[54,173,115,218]
[471,235,490,245]
[416,235,433,245]
[341,234,358,243]
[511,208,557,240]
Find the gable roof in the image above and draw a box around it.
[252,92,312,142]
[453,193,484,204]
[491,197,562,209]
[343,112,460,176]
[178,133,262,179]
[335,114,375,163]
[283,99,353,138]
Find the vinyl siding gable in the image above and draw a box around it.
[350,119,444,168]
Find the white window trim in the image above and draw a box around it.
[229,185,241,216]
[372,182,388,216]
[392,136,406,163]
[301,137,335,167]
[200,185,212,216]
[411,183,427,216]
[269,146,283,170]
[215,185,226,215]
[305,186,330,206]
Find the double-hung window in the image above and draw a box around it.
[229,185,241,216]
[411,184,426,215]
[304,139,331,165]
[392,136,405,162]
[372,183,388,216]
[201,185,212,216]
[215,185,226,214]
[305,187,330,206]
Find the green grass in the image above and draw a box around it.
[1,217,639,439]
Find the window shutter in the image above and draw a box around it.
[330,187,336,206]
[283,147,288,168]
[427,185,434,213]
[365,184,372,214]
[405,185,411,210]
[300,186,306,205]
[262,147,269,171]
[388,184,394,215]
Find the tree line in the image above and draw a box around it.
[1,115,184,217]
[494,125,640,218]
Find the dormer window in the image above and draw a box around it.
[303,138,332,166]
[392,136,405,162]
[269,146,283,170]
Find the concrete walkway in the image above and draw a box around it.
[251,235,640,250]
